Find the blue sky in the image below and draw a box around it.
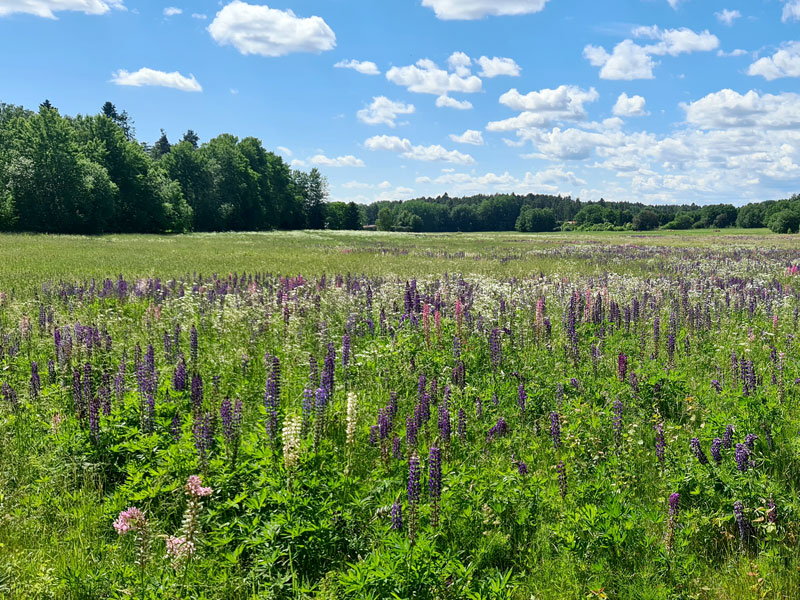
[1,0,799,206]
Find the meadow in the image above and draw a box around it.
[1,229,800,599]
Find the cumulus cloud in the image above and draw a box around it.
[163,6,181,17]
[310,154,365,167]
[357,96,415,127]
[681,89,800,129]
[276,146,292,156]
[0,0,124,18]
[584,26,718,79]
[477,56,521,77]
[583,40,656,80]
[436,95,473,110]
[717,48,748,57]
[208,1,335,57]
[365,135,474,164]
[386,54,482,96]
[747,42,800,80]
[715,9,741,25]
[783,1,800,22]
[612,93,648,117]
[447,51,472,76]
[449,129,484,145]
[334,59,380,75]
[110,68,202,92]
[499,85,598,116]
[421,0,549,20]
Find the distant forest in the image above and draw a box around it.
[1,100,799,234]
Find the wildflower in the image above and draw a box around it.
[618,353,628,382]
[655,422,666,466]
[710,438,722,464]
[722,424,734,449]
[735,443,749,472]
[550,411,561,450]
[744,433,758,450]
[429,446,442,527]
[690,437,708,465]
[283,416,303,472]
[185,474,213,498]
[346,392,358,447]
[391,501,403,531]
[165,535,195,567]
[407,453,421,542]
[457,408,466,441]
[487,417,508,442]
[30,362,41,399]
[114,507,148,535]
[665,493,679,553]
[517,461,528,475]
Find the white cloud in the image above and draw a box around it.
[378,181,392,189]
[191,13,206,20]
[357,96,415,127]
[386,56,482,95]
[436,95,473,110]
[163,6,181,17]
[341,180,373,189]
[0,0,124,18]
[477,56,521,77]
[310,154,365,167]
[717,48,748,57]
[783,1,800,22]
[447,51,472,76]
[421,0,549,20]
[715,9,741,25]
[290,159,307,168]
[334,59,380,75]
[449,129,484,145]
[584,40,656,80]
[208,1,335,57]
[364,135,475,164]
[747,42,800,80]
[682,89,800,129]
[499,85,598,117]
[585,27,718,80]
[276,146,292,156]
[633,26,719,56]
[110,68,202,92]
[612,93,648,117]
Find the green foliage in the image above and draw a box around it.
[516,207,556,232]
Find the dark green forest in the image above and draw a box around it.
[1,100,798,234]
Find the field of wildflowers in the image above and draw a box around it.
[1,230,800,599]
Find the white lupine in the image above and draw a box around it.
[346,391,358,447]
[282,415,303,470]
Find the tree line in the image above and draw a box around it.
[367,193,800,234]
[1,100,797,234]
[0,100,362,233]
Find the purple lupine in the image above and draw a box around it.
[1,382,18,411]
[735,443,749,472]
[690,437,708,465]
[556,461,567,499]
[722,425,734,449]
[428,446,442,527]
[407,454,421,541]
[733,501,753,546]
[655,422,666,466]
[517,461,528,475]
[612,400,623,447]
[744,433,758,450]
[457,408,466,441]
[550,411,561,450]
[391,501,403,531]
[378,408,391,441]
[193,411,213,471]
[322,343,335,398]
[369,425,378,446]
[710,438,723,464]
[618,353,628,382]
[406,415,418,447]
[665,492,679,553]
[517,384,527,414]
[711,379,722,393]
[100,371,111,416]
[171,411,182,441]
[173,355,187,392]
[30,362,41,399]
[767,497,777,524]
[487,417,508,441]
[342,334,350,371]
[392,434,402,459]
[301,387,314,434]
